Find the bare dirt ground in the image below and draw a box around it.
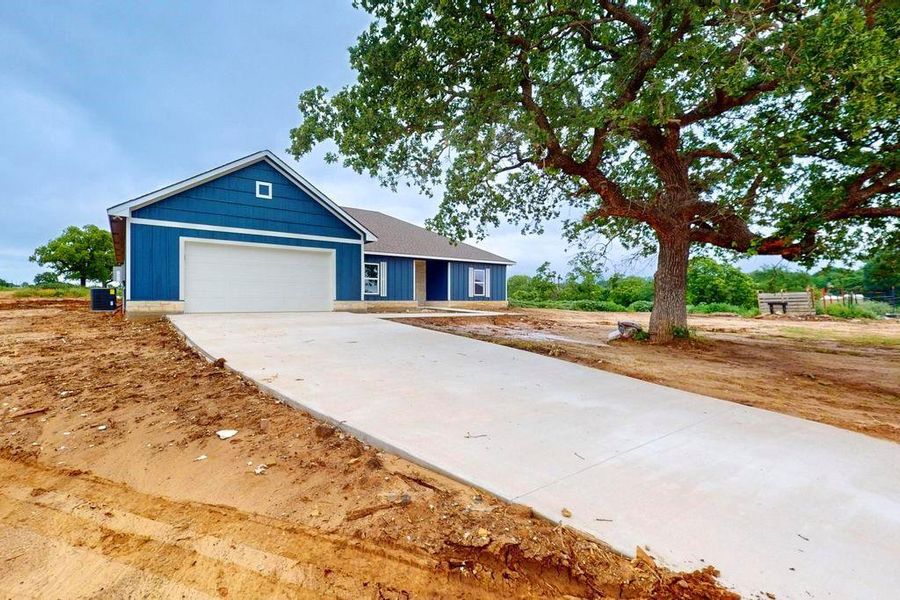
[0,298,734,600]
[399,308,900,444]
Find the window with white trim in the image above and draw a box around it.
[255,181,273,199]
[473,268,486,296]
[364,263,380,295]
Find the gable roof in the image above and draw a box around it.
[342,207,514,265]
[107,150,377,242]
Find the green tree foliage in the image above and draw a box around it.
[687,257,756,308]
[811,266,864,291]
[558,265,604,301]
[606,275,654,307]
[749,267,813,293]
[0,277,14,288]
[861,247,899,292]
[33,272,60,286]
[506,274,533,299]
[291,1,898,341]
[30,225,115,287]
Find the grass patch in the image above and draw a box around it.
[818,303,877,319]
[688,302,760,317]
[779,326,900,348]
[10,286,91,298]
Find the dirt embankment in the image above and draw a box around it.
[400,309,900,443]
[0,299,734,599]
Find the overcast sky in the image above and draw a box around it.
[1,1,787,284]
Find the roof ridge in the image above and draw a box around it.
[342,206,514,265]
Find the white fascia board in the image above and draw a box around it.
[130,217,364,245]
[107,151,270,217]
[262,152,377,242]
[360,251,515,265]
[106,150,377,243]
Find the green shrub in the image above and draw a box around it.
[606,275,654,306]
[672,326,692,339]
[633,329,650,341]
[627,300,653,312]
[858,300,893,316]
[688,302,759,317]
[572,300,627,312]
[509,298,627,312]
[819,303,877,319]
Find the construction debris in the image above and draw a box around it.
[9,407,49,419]
[607,321,643,342]
[216,429,238,440]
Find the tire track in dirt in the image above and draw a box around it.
[0,458,484,599]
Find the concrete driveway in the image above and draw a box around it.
[170,312,900,599]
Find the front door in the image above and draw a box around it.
[414,260,426,306]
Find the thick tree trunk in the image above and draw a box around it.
[649,233,691,343]
[80,275,86,287]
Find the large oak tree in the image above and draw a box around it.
[30,225,115,287]
[290,0,898,341]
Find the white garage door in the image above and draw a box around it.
[183,240,334,313]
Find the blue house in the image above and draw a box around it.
[107,151,513,315]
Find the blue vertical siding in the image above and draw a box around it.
[449,262,507,301]
[130,224,361,301]
[364,254,414,301]
[133,161,361,240]
[425,259,448,301]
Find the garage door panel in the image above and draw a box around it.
[183,241,333,313]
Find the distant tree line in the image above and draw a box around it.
[509,248,898,316]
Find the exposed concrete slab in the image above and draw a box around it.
[169,312,900,600]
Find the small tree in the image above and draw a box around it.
[30,225,115,287]
[33,272,61,286]
[687,257,756,307]
[291,1,898,341]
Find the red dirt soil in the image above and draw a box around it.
[0,298,736,599]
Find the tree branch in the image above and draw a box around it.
[681,148,738,165]
[679,80,780,126]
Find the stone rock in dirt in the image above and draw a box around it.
[506,503,533,519]
[253,464,267,475]
[194,455,207,461]
[378,491,412,506]
[216,429,238,440]
[314,423,334,439]
[608,321,643,342]
[10,407,49,418]
[212,357,226,368]
[258,418,270,433]
[561,507,572,518]
[634,546,656,567]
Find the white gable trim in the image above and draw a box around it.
[106,150,377,242]
[361,251,514,265]
[130,217,364,245]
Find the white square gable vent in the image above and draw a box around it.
[255,181,273,199]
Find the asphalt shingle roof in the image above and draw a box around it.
[341,207,514,264]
